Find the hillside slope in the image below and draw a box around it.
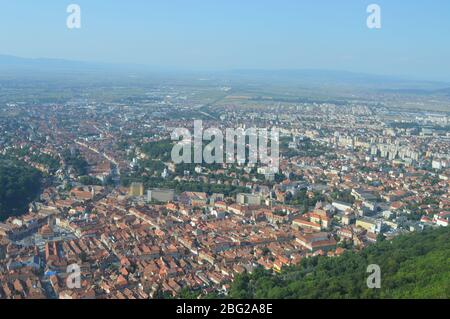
[229,227,450,299]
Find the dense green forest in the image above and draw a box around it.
[227,227,449,299]
[0,159,42,221]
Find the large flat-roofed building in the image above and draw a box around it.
[147,188,175,203]
[236,193,261,206]
[356,217,382,233]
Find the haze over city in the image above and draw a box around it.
[1,0,450,81]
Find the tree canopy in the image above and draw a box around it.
[229,227,450,299]
[0,159,42,221]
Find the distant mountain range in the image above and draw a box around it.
[0,54,449,92]
[0,54,123,73]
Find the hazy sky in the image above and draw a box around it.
[1,0,449,81]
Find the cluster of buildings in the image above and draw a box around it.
[0,90,449,299]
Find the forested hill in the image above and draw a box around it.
[229,227,450,299]
[0,159,42,221]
